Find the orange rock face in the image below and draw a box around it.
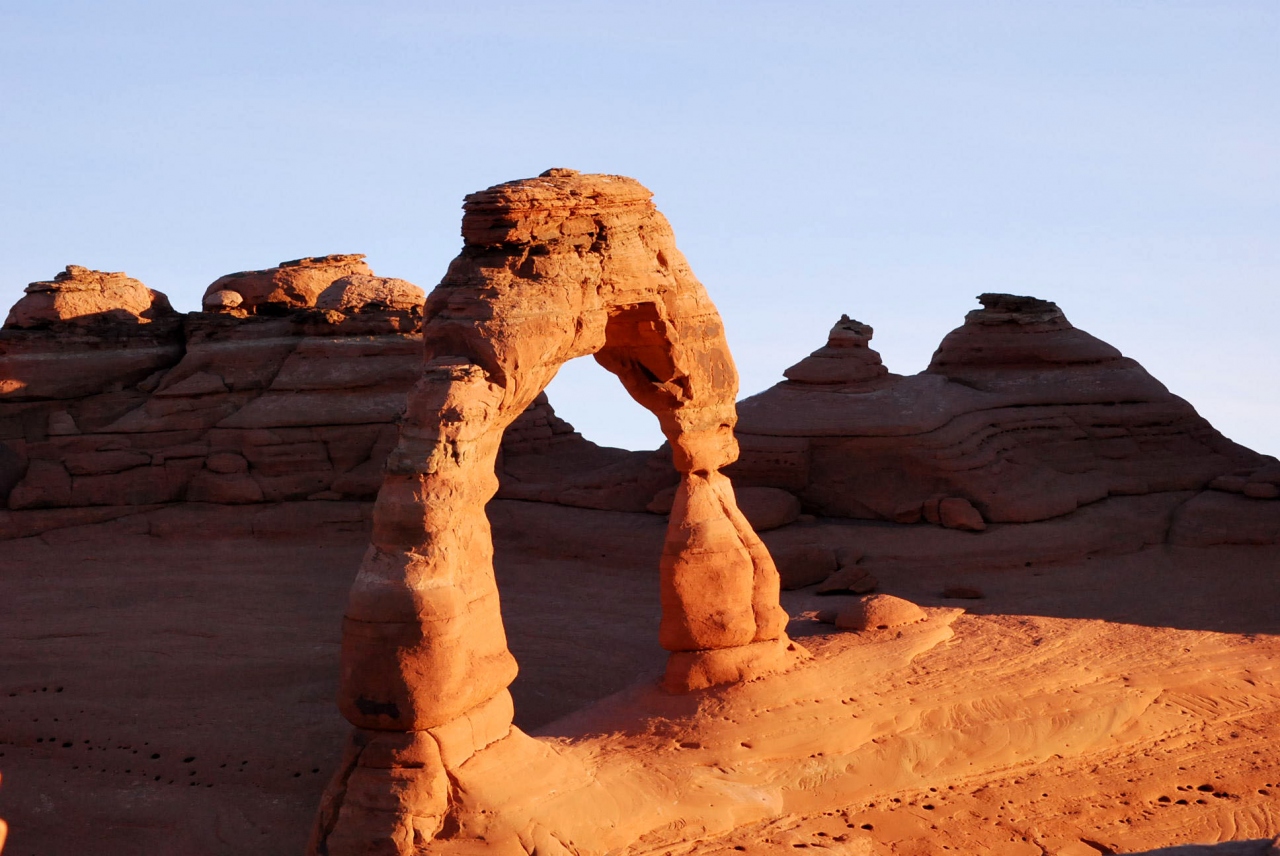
[782,314,891,386]
[733,293,1272,533]
[317,170,796,855]
[202,253,375,313]
[0,260,667,541]
[314,274,425,314]
[4,266,176,329]
[0,258,424,526]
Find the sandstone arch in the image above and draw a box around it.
[312,170,798,855]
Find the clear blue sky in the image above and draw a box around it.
[2,1,1276,453]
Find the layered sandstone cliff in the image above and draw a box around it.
[1,257,655,538]
[4,271,1276,550]
[732,293,1278,545]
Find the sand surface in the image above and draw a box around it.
[0,502,1277,855]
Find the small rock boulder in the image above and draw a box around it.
[922,495,945,525]
[773,544,838,590]
[835,594,926,632]
[893,502,923,524]
[315,274,425,313]
[835,546,865,566]
[735,486,801,531]
[939,497,986,531]
[202,289,244,311]
[5,266,176,329]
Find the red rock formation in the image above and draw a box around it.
[0,261,424,525]
[2,258,659,536]
[496,392,677,512]
[782,314,893,386]
[6,273,1276,561]
[5,265,176,329]
[315,274,425,314]
[833,593,925,631]
[733,293,1274,535]
[313,170,799,855]
[202,253,376,313]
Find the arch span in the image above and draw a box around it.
[312,170,800,855]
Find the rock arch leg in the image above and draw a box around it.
[592,300,792,690]
[313,358,527,854]
[311,170,799,855]
[340,358,517,733]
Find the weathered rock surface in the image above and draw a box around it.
[732,293,1279,545]
[1,259,660,535]
[0,262,422,521]
[735,485,802,531]
[782,314,892,387]
[314,274,425,314]
[202,254,376,313]
[4,265,177,329]
[8,272,1275,553]
[772,543,839,590]
[834,593,926,631]
[499,395,677,513]
[815,564,878,595]
[5,508,1278,856]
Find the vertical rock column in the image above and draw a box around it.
[653,402,795,693]
[593,279,795,693]
[313,358,524,854]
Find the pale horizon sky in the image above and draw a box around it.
[2,1,1276,454]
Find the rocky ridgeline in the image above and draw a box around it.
[731,293,1280,546]
[0,256,651,539]
[1,264,1276,548]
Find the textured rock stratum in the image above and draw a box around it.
[202,253,375,313]
[5,265,177,329]
[0,261,659,541]
[732,293,1278,548]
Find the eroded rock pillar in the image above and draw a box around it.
[656,425,793,692]
[314,357,528,853]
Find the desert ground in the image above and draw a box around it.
[2,500,1277,855]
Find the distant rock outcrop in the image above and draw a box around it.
[202,253,377,314]
[732,293,1276,543]
[3,277,1276,550]
[1,260,653,539]
[5,265,177,329]
[782,314,891,387]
